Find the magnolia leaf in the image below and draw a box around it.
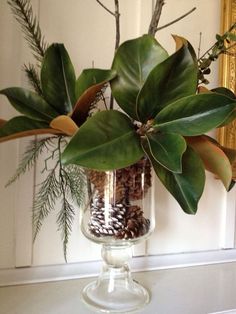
[111,35,168,120]
[143,141,205,214]
[62,110,143,170]
[198,134,236,166]
[0,88,58,122]
[137,36,198,122]
[221,147,236,165]
[186,135,232,190]
[198,86,211,94]
[0,119,6,127]
[50,115,79,136]
[228,180,236,192]
[143,132,186,173]
[41,44,76,114]
[211,87,236,99]
[72,69,116,125]
[211,87,236,126]
[154,93,236,136]
[0,116,62,143]
[75,69,116,99]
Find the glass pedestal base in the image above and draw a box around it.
[82,245,150,313]
[82,274,149,313]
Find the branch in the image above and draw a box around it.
[197,32,202,59]
[199,23,236,61]
[110,0,120,109]
[148,0,165,36]
[114,0,120,51]
[95,0,120,51]
[156,7,196,31]
[95,0,116,17]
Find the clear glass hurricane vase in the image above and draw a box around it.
[81,158,155,313]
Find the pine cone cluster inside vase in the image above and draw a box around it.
[88,158,152,240]
[89,198,150,240]
[88,158,152,202]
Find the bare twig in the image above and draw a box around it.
[199,23,236,61]
[156,7,196,31]
[114,0,120,51]
[197,32,202,59]
[110,0,120,109]
[95,0,120,109]
[148,0,165,36]
[95,0,116,16]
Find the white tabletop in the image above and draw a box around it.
[1,262,236,314]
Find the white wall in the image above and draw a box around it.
[1,0,235,269]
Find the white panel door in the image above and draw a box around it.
[0,1,25,268]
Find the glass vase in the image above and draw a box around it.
[81,158,155,313]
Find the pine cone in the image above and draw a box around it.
[115,205,150,240]
[88,198,126,237]
[88,158,152,203]
[88,200,150,240]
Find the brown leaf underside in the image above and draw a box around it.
[71,82,105,126]
[0,128,63,143]
[0,119,7,127]
[50,115,79,136]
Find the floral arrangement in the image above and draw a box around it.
[1,0,236,258]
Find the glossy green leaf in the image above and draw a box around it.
[75,69,116,99]
[0,87,58,122]
[211,87,236,99]
[62,110,143,170]
[111,35,168,120]
[137,37,198,122]
[211,87,236,126]
[72,69,116,126]
[143,132,186,173]
[186,135,232,189]
[41,44,76,114]
[143,142,205,214]
[0,116,60,142]
[154,93,236,136]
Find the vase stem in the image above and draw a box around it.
[82,244,150,313]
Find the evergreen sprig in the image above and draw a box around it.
[28,136,86,260]
[57,198,75,262]
[6,137,53,187]
[62,164,86,207]
[7,135,86,260]
[33,162,61,241]
[23,63,42,94]
[7,0,48,62]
